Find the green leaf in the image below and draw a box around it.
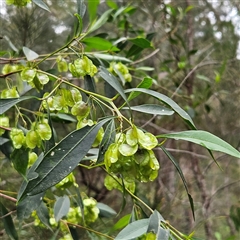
[17,193,44,221]
[36,202,52,230]
[124,104,174,116]
[115,218,150,240]
[147,210,164,234]
[11,148,29,178]
[0,201,18,240]
[88,9,113,33]
[50,113,77,123]
[160,146,195,220]
[32,0,50,12]
[106,0,118,9]
[158,228,170,240]
[127,77,153,102]
[74,13,83,36]
[88,0,99,23]
[22,46,39,61]
[54,195,70,222]
[77,0,86,18]
[0,137,9,145]
[112,214,131,231]
[19,118,111,198]
[99,67,130,108]
[97,119,115,163]
[129,37,152,49]
[83,37,119,51]
[84,75,96,93]
[124,88,196,129]
[97,202,117,218]
[158,131,240,159]
[0,96,35,114]
[88,53,132,63]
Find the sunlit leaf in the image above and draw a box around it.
[83,37,119,51]
[115,218,150,240]
[22,46,39,61]
[0,201,18,240]
[158,130,240,159]
[54,195,70,222]
[88,0,99,23]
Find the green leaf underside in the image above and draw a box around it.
[99,67,130,108]
[0,96,35,114]
[20,118,111,198]
[161,147,195,220]
[159,130,240,158]
[0,201,18,240]
[97,202,117,218]
[87,53,132,62]
[0,137,10,145]
[88,9,113,33]
[36,202,52,230]
[22,46,39,61]
[125,88,196,129]
[115,218,150,240]
[32,0,50,12]
[54,196,70,222]
[123,104,174,116]
[147,210,164,234]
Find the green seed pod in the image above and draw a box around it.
[137,129,158,150]
[26,130,42,149]
[36,122,52,140]
[1,87,19,98]
[21,68,36,82]
[0,116,10,136]
[126,126,138,146]
[71,101,90,118]
[10,128,25,149]
[118,143,138,156]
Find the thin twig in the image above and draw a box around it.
[0,193,17,202]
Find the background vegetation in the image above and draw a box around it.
[0,0,240,240]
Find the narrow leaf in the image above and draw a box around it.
[158,131,240,159]
[23,46,39,61]
[32,0,50,12]
[36,202,52,230]
[0,96,35,114]
[20,118,111,198]
[88,9,113,33]
[147,210,164,234]
[0,201,18,240]
[88,53,132,63]
[125,88,196,129]
[17,193,44,221]
[88,0,100,23]
[99,67,129,108]
[84,75,96,93]
[161,146,195,219]
[123,104,174,116]
[115,218,150,240]
[54,196,70,222]
[77,0,86,18]
[97,202,117,218]
[129,37,152,48]
[97,119,115,163]
[112,214,131,231]
[11,148,29,177]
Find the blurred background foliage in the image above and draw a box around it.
[0,0,240,239]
